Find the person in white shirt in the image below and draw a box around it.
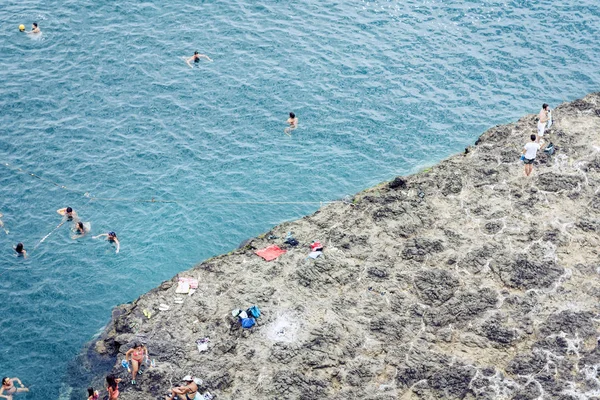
[522,134,540,177]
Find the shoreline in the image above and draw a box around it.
[76,93,600,399]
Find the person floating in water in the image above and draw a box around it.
[1,376,29,397]
[57,207,79,222]
[93,231,120,253]
[72,221,89,239]
[186,51,212,68]
[26,22,40,34]
[14,243,27,258]
[284,112,298,136]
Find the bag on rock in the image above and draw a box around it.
[544,142,555,155]
[247,305,261,318]
[241,317,256,329]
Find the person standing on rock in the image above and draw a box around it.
[106,375,121,399]
[537,103,550,143]
[165,376,199,400]
[125,342,148,385]
[522,134,540,177]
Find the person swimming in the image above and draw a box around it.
[14,243,27,258]
[72,221,89,239]
[93,231,120,253]
[284,112,298,136]
[186,51,213,68]
[27,22,40,34]
[1,376,29,397]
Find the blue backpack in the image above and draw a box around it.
[247,305,261,318]
[241,318,256,329]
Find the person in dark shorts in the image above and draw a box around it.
[522,134,540,177]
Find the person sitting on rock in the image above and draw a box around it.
[166,376,199,400]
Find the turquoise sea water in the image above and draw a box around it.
[1,0,599,398]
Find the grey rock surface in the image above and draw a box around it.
[80,94,600,399]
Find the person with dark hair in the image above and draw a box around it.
[14,243,27,258]
[87,387,99,400]
[27,22,40,34]
[93,231,120,253]
[537,103,550,143]
[186,51,212,68]
[1,376,29,398]
[125,342,148,385]
[522,134,540,177]
[106,375,121,399]
[72,221,88,239]
[284,112,298,136]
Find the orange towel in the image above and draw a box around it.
[255,245,287,261]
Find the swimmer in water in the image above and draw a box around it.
[93,231,120,254]
[1,376,29,397]
[63,207,79,222]
[72,221,88,239]
[27,22,41,34]
[186,51,213,68]
[284,112,298,136]
[14,243,27,258]
[0,213,5,234]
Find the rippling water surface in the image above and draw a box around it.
[1,0,599,398]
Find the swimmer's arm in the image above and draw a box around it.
[115,238,120,254]
[0,388,9,399]
[13,378,23,386]
[22,250,27,259]
[92,234,108,239]
[199,54,213,62]
[186,57,194,68]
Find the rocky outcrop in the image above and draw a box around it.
[80,94,600,399]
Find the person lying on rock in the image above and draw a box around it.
[125,342,148,385]
[166,376,199,400]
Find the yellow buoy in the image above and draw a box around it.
[19,24,25,32]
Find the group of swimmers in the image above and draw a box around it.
[181,49,299,134]
[10,206,120,258]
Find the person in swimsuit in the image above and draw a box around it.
[537,103,550,143]
[26,23,40,35]
[284,112,298,136]
[72,221,88,239]
[1,376,29,399]
[63,207,79,223]
[87,387,99,400]
[106,375,121,400]
[14,243,27,258]
[125,343,148,384]
[186,51,212,68]
[166,376,199,400]
[93,231,120,253]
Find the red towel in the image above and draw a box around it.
[255,245,287,261]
